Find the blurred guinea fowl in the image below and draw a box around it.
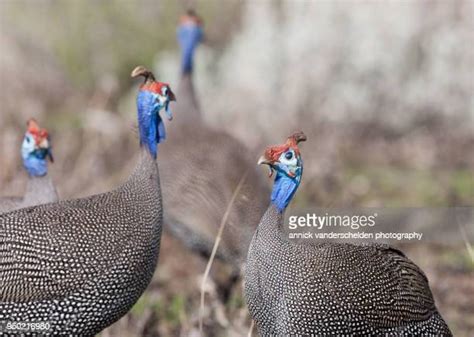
[174,9,203,123]
[0,119,58,214]
[244,132,452,336]
[0,66,174,336]
[160,10,269,270]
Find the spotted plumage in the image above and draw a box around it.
[0,67,174,335]
[244,132,452,336]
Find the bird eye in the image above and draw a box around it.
[285,151,293,160]
[162,87,168,95]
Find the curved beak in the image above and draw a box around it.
[257,155,271,166]
[258,155,274,177]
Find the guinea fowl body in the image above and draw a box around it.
[0,66,174,335]
[161,123,268,265]
[160,13,269,267]
[244,133,451,336]
[245,205,452,336]
[162,63,268,265]
[0,149,162,336]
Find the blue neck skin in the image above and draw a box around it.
[177,24,203,74]
[23,156,48,177]
[271,162,303,213]
[136,90,167,158]
[21,134,49,177]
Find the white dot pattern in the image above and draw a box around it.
[244,205,452,336]
[0,149,163,336]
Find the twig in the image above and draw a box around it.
[199,171,249,335]
[247,319,255,337]
[459,224,474,263]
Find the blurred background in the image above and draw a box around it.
[0,0,473,336]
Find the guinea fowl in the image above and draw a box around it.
[244,132,452,336]
[160,11,269,270]
[0,66,174,336]
[174,9,203,124]
[0,119,58,214]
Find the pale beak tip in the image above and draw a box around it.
[257,156,274,178]
[257,156,267,165]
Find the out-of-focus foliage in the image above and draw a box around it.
[193,1,473,138]
[0,0,244,196]
[158,0,473,207]
[0,0,242,90]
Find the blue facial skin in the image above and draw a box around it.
[136,90,170,158]
[21,133,50,177]
[177,23,203,74]
[271,156,303,213]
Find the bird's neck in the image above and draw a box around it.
[121,148,162,236]
[181,48,195,75]
[174,73,202,125]
[256,204,286,244]
[127,147,160,189]
[22,174,58,207]
[137,91,162,158]
[271,172,301,213]
[178,25,202,74]
[23,155,48,177]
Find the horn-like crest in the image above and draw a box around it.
[27,118,40,132]
[288,131,307,145]
[131,66,156,84]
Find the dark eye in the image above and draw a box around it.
[285,151,293,160]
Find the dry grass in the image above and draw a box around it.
[199,171,248,334]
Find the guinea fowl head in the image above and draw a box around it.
[21,118,54,177]
[131,66,176,158]
[258,131,307,212]
[177,9,203,74]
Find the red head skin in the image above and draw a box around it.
[26,119,49,146]
[140,82,176,102]
[261,131,306,178]
[264,131,306,162]
[179,10,203,26]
